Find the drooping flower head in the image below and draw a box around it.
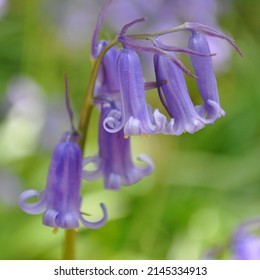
[154,53,208,135]
[18,76,107,229]
[188,31,225,122]
[105,47,167,137]
[186,23,242,122]
[82,102,154,190]
[101,19,168,137]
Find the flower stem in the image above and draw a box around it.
[77,38,118,152]
[63,230,77,260]
[62,38,118,260]
[127,23,187,40]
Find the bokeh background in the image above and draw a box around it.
[0,0,259,260]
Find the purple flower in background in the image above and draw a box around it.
[82,102,154,190]
[205,217,260,260]
[234,235,260,260]
[233,218,260,260]
[0,0,8,18]
[2,75,74,152]
[18,78,107,229]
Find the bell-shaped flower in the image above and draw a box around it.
[82,102,154,190]
[188,31,225,122]
[103,48,167,137]
[18,77,107,229]
[154,53,208,135]
[19,131,107,229]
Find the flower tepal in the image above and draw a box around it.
[18,78,107,230]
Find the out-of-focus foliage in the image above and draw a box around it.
[0,0,259,259]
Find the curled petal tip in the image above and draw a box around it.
[80,203,108,229]
[137,154,155,175]
[19,190,46,215]
[103,110,123,133]
[82,156,102,181]
[206,100,226,122]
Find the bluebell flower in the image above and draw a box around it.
[82,102,154,190]
[186,23,242,122]
[188,31,225,122]
[154,53,208,135]
[103,47,167,137]
[18,78,107,229]
[94,25,168,138]
[19,131,107,229]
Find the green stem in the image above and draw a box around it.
[63,229,77,260]
[62,38,118,260]
[127,23,187,40]
[77,38,118,152]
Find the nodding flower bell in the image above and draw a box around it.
[18,77,107,229]
[154,53,208,135]
[103,48,167,137]
[188,31,225,122]
[82,102,154,190]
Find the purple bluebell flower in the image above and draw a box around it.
[103,48,167,136]
[188,31,225,122]
[233,218,260,260]
[94,40,120,97]
[154,53,208,135]
[18,78,107,229]
[82,102,154,190]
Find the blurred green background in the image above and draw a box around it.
[0,0,259,260]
